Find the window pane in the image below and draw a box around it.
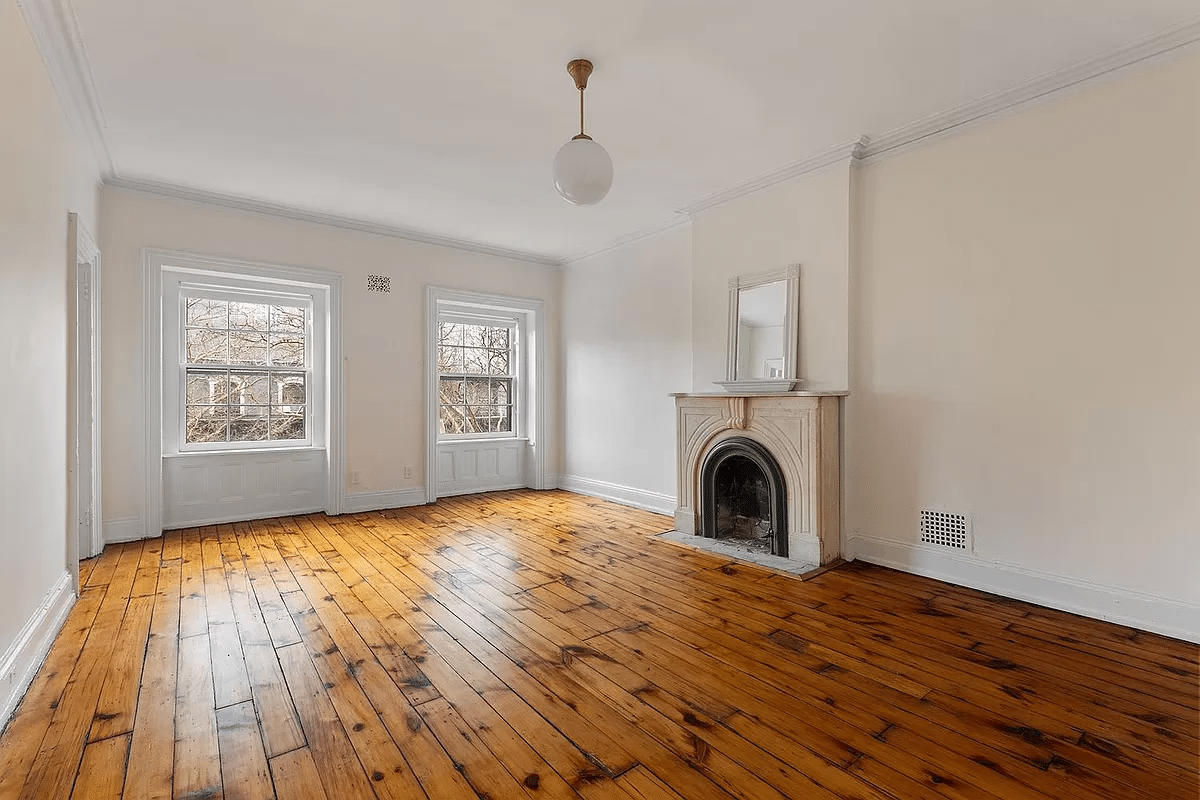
[462,347,488,375]
[462,325,486,348]
[438,322,462,347]
[494,379,511,405]
[186,298,227,328]
[496,406,512,433]
[186,329,228,364]
[270,305,306,333]
[439,405,467,434]
[464,378,493,405]
[272,375,306,409]
[230,415,269,442]
[269,415,305,441]
[439,378,464,405]
[236,373,271,406]
[269,333,305,366]
[488,349,510,375]
[438,345,462,374]
[186,405,229,443]
[186,371,230,404]
[229,302,269,331]
[228,330,269,365]
[461,406,487,434]
[485,327,510,349]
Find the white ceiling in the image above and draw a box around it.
[65,0,1199,262]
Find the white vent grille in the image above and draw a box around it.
[367,274,391,293]
[920,510,969,550]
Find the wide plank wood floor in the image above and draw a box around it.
[1,489,1197,799]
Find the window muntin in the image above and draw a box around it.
[437,318,516,436]
[181,295,311,446]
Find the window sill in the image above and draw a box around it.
[165,445,326,458]
[437,437,530,446]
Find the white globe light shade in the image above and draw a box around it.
[553,137,613,206]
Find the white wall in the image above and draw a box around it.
[558,51,1199,640]
[691,161,852,392]
[560,225,693,513]
[846,52,1200,639]
[0,3,100,713]
[99,187,561,534]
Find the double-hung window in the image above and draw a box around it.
[179,287,313,448]
[437,313,518,437]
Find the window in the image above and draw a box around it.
[178,290,312,448]
[437,315,516,436]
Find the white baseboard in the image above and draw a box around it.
[435,480,528,499]
[559,475,676,516]
[0,572,76,728]
[163,506,327,530]
[342,488,429,514]
[103,516,144,543]
[848,534,1200,643]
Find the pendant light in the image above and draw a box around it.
[553,59,613,206]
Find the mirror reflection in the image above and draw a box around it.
[735,280,787,380]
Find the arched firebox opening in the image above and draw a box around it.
[699,436,788,557]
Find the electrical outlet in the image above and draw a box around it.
[404,466,414,479]
[350,470,361,485]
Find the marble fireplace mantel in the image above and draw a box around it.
[671,391,845,566]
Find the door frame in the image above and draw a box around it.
[67,212,103,581]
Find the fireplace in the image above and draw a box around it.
[672,392,844,567]
[700,437,788,557]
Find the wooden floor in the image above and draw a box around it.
[1,491,1197,800]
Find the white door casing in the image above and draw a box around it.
[68,213,103,574]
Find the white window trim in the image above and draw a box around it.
[425,287,547,502]
[167,277,317,453]
[144,249,345,538]
[436,311,521,441]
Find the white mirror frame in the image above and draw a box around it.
[715,264,801,392]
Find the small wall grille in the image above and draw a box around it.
[367,274,391,293]
[920,510,969,550]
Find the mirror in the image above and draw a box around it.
[735,281,787,380]
[717,265,800,391]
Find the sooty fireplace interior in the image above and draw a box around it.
[699,436,788,557]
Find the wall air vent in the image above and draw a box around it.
[367,274,391,293]
[920,510,970,550]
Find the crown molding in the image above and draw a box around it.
[104,177,562,267]
[562,215,693,266]
[677,137,869,217]
[860,16,1200,163]
[630,17,1200,231]
[22,5,1200,269]
[17,0,115,176]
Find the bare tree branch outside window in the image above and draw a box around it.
[438,321,513,435]
[184,298,308,444]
